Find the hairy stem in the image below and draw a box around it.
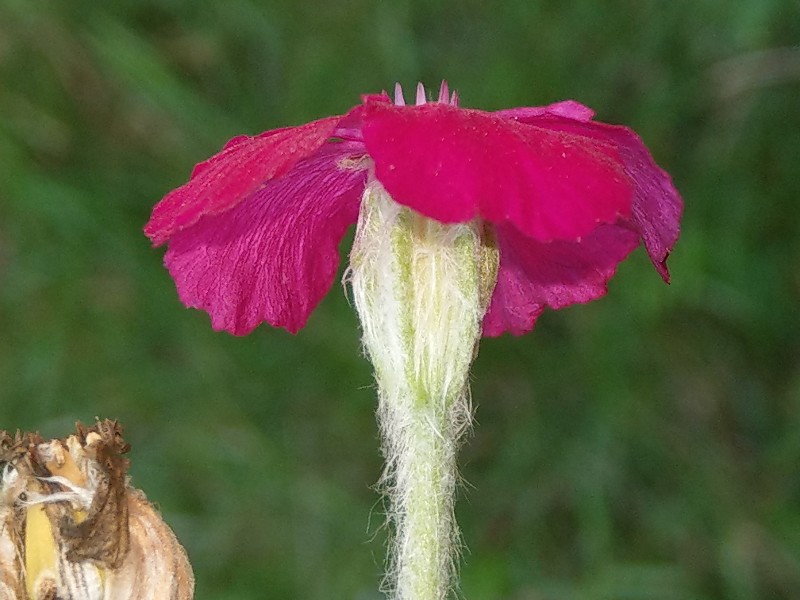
[378,377,467,598]
[349,178,497,599]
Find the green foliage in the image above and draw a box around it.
[1,0,798,598]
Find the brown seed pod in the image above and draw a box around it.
[0,420,194,600]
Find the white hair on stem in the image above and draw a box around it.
[348,177,497,600]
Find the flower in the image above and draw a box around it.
[145,82,682,336]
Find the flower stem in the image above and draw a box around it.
[381,378,464,599]
[350,179,498,599]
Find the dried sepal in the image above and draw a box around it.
[57,420,131,570]
[1,431,28,600]
[0,420,194,600]
[104,490,195,600]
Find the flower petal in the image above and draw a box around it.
[145,112,358,246]
[361,100,632,243]
[483,223,640,336]
[497,111,682,281]
[495,99,595,122]
[598,126,682,281]
[162,142,367,335]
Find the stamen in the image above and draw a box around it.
[394,82,406,107]
[437,81,449,104]
[415,82,426,106]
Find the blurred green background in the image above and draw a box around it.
[1,0,799,598]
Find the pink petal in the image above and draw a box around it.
[163,142,367,335]
[596,126,682,282]
[483,223,640,336]
[497,111,682,281]
[495,100,595,122]
[145,112,358,246]
[361,101,633,242]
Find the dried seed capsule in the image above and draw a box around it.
[0,421,194,600]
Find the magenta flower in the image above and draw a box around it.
[145,82,681,336]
